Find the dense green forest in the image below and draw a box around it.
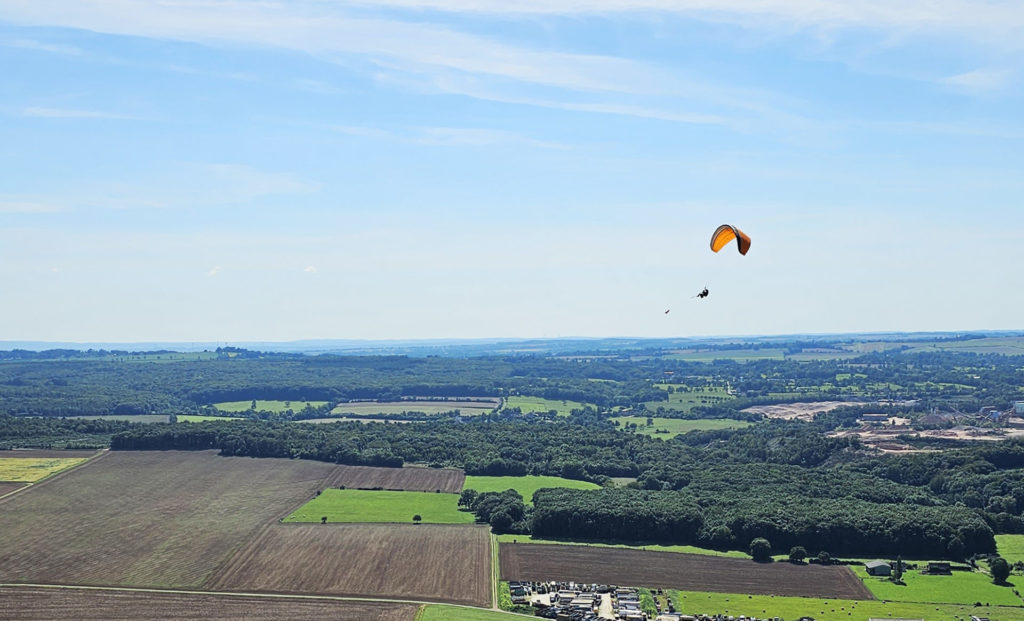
[3,335,1024,560]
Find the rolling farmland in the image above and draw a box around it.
[0,451,338,588]
[206,523,493,607]
[500,544,873,600]
[321,464,465,493]
[0,586,418,621]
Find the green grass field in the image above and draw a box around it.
[463,475,600,504]
[670,589,1024,621]
[0,457,89,482]
[283,489,475,524]
[417,605,525,620]
[176,415,243,422]
[212,400,327,413]
[612,416,752,438]
[852,566,1021,606]
[998,534,1024,565]
[501,396,589,417]
[492,534,749,558]
[644,384,735,413]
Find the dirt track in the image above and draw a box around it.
[207,523,492,607]
[500,544,873,600]
[0,586,418,621]
[321,465,465,493]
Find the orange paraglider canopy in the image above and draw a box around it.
[710,224,751,255]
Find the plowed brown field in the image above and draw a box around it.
[0,586,418,621]
[0,451,337,588]
[500,544,873,600]
[0,482,24,497]
[321,465,465,493]
[207,523,492,606]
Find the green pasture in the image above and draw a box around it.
[670,589,1024,621]
[212,400,327,413]
[463,475,600,504]
[612,416,751,438]
[417,605,524,621]
[493,535,749,558]
[0,457,89,482]
[501,396,589,417]
[283,489,474,524]
[998,534,1024,565]
[853,566,1021,606]
[645,384,734,413]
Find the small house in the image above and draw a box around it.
[865,560,891,576]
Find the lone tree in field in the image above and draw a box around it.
[320,516,327,524]
[990,556,1011,584]
[750,537,772,562]
[413,514,422,524]
[789,546,807,563]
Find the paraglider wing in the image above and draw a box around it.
[710,224,751,255]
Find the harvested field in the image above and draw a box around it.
[0,586,418,621]
[0,450,337,588]
[321,464,465,493]
[207,523,492,607]
[500,544,873,600]
[0,482,24,497]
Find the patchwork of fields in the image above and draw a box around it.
[3,449,1018,621]
[207,523,492,607]
[0,586,419,621]
[500,544,873,600]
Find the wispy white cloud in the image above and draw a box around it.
[0,201,66,213]
[303,265,317,273]
[0,0,804,130]
[331,124,572,149]
[1,37,82,55]
[348,0,1024,41]
[21,107,145,120]
[941,68,1015,93]
[207,266,221,277]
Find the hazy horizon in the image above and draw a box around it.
[2,1,1021,342]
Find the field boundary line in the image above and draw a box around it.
[0,449,108,505]
[0,582,528,615]
[490,531,500,610]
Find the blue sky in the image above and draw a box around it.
[1,1,1022,342]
